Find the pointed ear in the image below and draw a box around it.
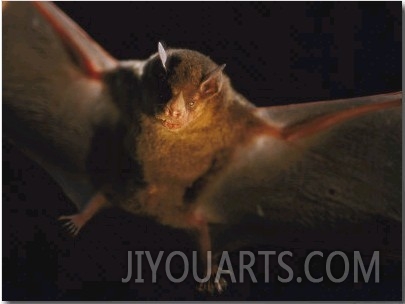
[199,64,226,99]
[158,41,167,70]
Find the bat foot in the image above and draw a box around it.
[58,213,89,237]
[197,273,228,295]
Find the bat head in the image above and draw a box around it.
[141,44,226,131]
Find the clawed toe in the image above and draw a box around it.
[58,214,85,236]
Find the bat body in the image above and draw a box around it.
[3,1,402,298]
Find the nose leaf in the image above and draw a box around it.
[171,109,181,117]
[166,92,186,118]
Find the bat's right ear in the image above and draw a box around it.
[158,42,168,71]
[199,64,226,100]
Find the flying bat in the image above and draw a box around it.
[3,1,401,297]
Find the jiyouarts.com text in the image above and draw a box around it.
[121,250,380,284]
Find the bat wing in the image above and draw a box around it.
[3,2,121,209]
[201,92,401,254]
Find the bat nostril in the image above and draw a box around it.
[164,107,171,117]
[172,110,181,118]
[165,107,182,118]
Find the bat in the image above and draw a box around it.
[3,1,401,299]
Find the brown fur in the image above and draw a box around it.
[116,48,269,229]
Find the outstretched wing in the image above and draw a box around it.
[202,92,401,254]
[3,2,120,209]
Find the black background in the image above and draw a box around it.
[57,1,401,106]
[3,1,402,301]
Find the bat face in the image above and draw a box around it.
[140,49,225,131]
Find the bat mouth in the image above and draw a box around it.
[155,117,184,130]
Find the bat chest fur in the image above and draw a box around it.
[132,124,226,228]
[126,111,252,227]
[135,110,253,187]
[137,129,217,186]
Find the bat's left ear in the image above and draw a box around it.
[199,64,226,100]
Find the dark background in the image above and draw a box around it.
[3,1,402,301]
[58,1,402,106]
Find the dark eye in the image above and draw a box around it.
[188,101,196,108]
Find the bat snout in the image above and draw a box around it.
[163,91,187,119]
[165,106,184,119]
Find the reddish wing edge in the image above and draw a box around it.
[255,92,402,141]
[283,97,401,141]
[33,1,118,78]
